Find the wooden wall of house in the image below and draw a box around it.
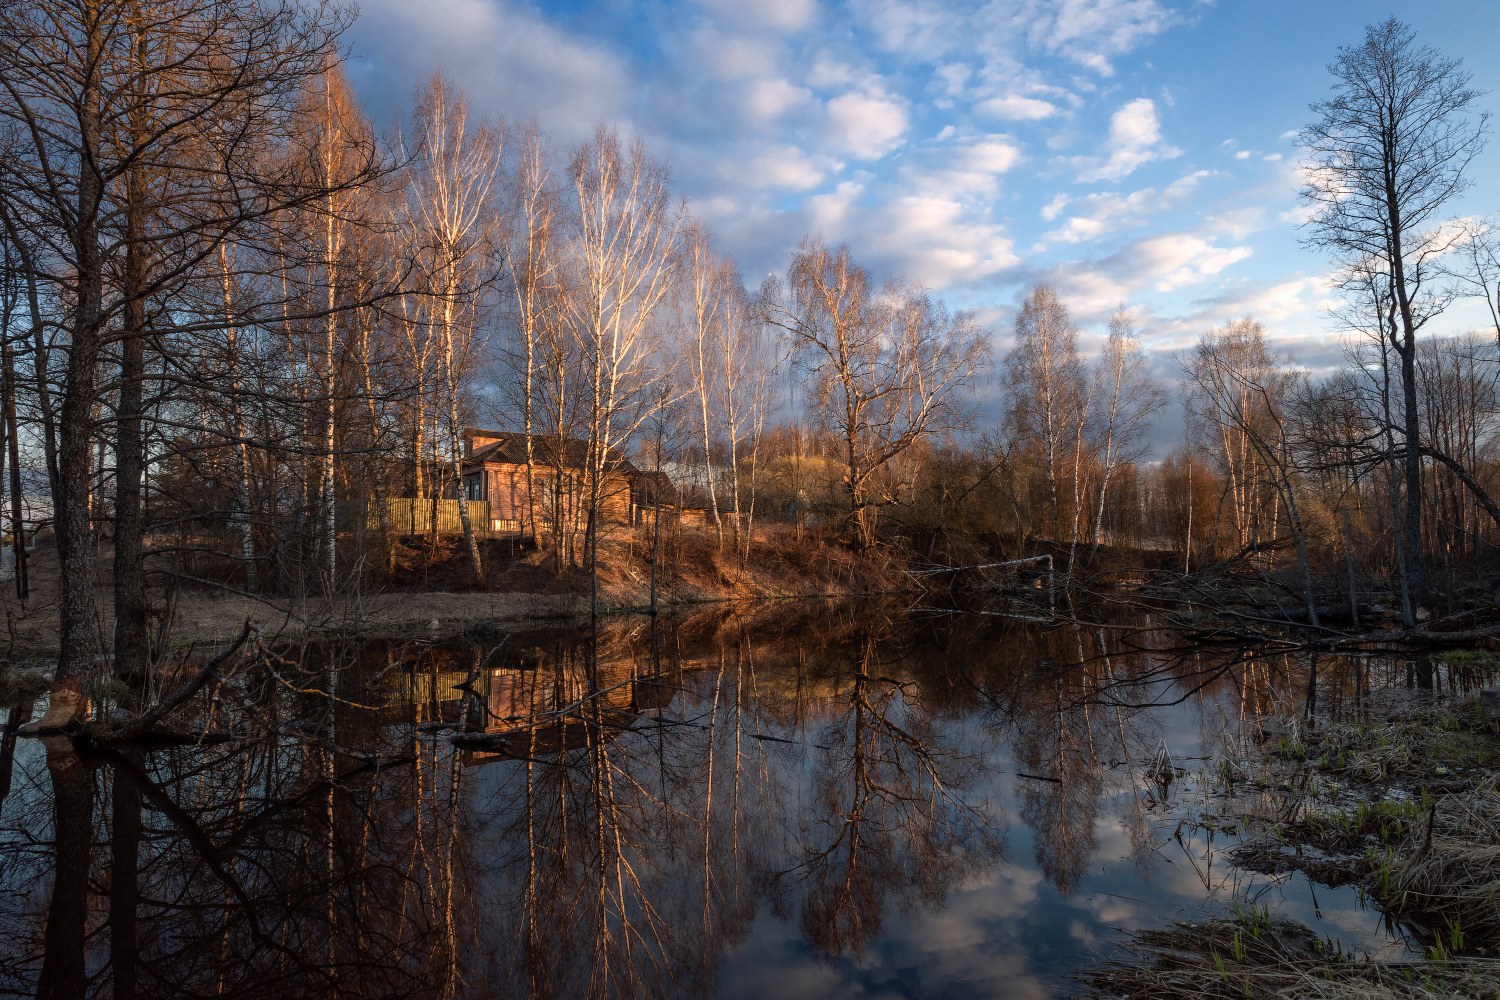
[479,463,633,527]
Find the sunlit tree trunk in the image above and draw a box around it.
[221,244,256,590]
[566,127,680,616]
[320,65,345,588]
[406,75,498,579]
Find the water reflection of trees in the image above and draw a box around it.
[0,608,1007,997]
[971,619,1211,894]
[1,705,472,997]
[974,612,1500,900]
[778,631,1002,954]
[7,604,1395,998]
[470,611,1006,995]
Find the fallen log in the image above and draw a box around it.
[908,554,1053,576]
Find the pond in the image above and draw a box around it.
[0,601,1443,998]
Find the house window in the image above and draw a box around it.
[465,475,483,502]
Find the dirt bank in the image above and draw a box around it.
[0,523,920,653]
[172,590,594,643]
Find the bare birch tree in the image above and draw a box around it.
[1300,16,1488,606]
[1088,307,1163,559]
[311,64,373,587]
[1184,318,1277,553]
[1004,285,1083,544]
[681,220,728,542]
[565,126,681,615]
[1185,329,1320,624]
[719,272,778,561]
[404,74,500,578]
[501,120,559,546]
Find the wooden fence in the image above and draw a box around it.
[344,498,491,535]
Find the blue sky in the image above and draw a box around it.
[345,0,1500,375]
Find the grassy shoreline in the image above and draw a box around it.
[1077,665,1500,998]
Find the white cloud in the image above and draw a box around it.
[1138,233,1253,291]
[806,54,856,88]
[1046,189,1156,243]
[826,91,909,159]
[1029,0,1175,75]
[855,194,1021,285]
[954,137,1025,174]
[1250,279,1325,321]
[1041,169,1211,244]
[1205,207,1264,241]
[1027,225,1257,323]
[805,180,865,229]
[738,144,827,190]
[1143,276,1335,345]
[348,0,628,141]
[743,78,811,122]
[855,0,961,59]
[897,135,1024,205]
[934,62,972,97]
[1074,98,1180,182]
[976,94,1060,120]
[693,31,781,81]
[692,0,816,32]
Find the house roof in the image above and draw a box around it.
[463,432,638,475]
[630,469,679,505]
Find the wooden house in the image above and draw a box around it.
[459,430,643,531]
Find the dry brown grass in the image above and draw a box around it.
[1386,839,1500,948]
[1260,694,1500,789]
[455,522,907,611]
[367,522,906,605]
[1371,787,1500,950]
[1076,910,1500,999]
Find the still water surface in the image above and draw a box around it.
[0,602,1419,998]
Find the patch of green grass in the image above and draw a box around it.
[1301,798,1425,849]
[1269,710,1498,784]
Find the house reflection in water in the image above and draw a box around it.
[380,633,683,759]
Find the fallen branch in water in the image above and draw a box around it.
[908,554,1053,576]
[103,619,254,744]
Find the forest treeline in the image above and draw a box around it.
[2,6,1500,724]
